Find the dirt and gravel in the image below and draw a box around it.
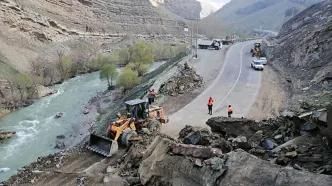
[249,65,287,120]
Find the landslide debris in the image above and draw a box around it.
[159,62,203,96]
[3,115,332,186]
[205,116,332,175]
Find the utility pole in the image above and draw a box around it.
[195,19,199,58]
[191,20,194,56]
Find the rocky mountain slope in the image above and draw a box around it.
[0,0,187,72]
[202,0,324,33]
[262,0,332,111]
[0,0,193,115]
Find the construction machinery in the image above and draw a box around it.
[198,39,222,50]
[222,35,235,45]
[250,43,262,57]
[87,99,169,157]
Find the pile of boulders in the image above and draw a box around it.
[112,127,332,186]
[159,62,203,96]
[205,116,332,175]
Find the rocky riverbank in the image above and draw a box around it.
[3,113,332,186]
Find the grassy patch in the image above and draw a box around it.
[0,57,20,78]
[99,108,108,115]
[96,115,102,121]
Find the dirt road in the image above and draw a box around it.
[162,41,263,137]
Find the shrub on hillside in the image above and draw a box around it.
[117,68,141,93]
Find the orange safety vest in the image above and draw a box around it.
[208,98,214,106]
[228,107,233,112]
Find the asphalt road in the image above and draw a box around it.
[162,40,262,137]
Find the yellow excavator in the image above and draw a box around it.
[87,99,169,157]
[250,43,262,57]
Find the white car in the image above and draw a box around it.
[259,57,267,65]
[251,60,264,71]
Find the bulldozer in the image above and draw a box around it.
[87,99,169,157]
[250,43,262,57]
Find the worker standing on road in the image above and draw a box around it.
[207,97,214,115]
[228,105,233,117]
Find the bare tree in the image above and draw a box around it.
[31,57,57,85]
[71,41,99,72]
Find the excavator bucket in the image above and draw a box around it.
[86,134,119,157]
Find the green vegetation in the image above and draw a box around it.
[13,73,34,100]
[57,56,74,81]
[117,68,141,93]
[100,63,118,90]
[127,43,154,76]
[151,43,187,61]
[0,60,19,78]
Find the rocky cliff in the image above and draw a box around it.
[0,0,191,116]
[151,0,201,19]
[0,0,187,71]
[262,0,332,111]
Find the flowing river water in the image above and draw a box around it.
[0,62,166,181]
[0,72,107,181]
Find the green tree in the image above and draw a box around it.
[100,64,118,90]
[127,43,154,76]
[57,56,73,82]
[119,48,131,65]
[13,73,34,101]
[117,68,141,93]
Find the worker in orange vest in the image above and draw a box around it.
[207,97,214,115]
[228,105,233,117]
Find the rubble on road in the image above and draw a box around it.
[206,117,258,137]
[221,149,332,186]
[206,116,332,175]
[139,136,228,186]
[3,113,332,186]
[159,62,203,96]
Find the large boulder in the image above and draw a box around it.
[178,125,211,145]
[139,136,227,186]
[206,117,258,138]
[219,150,332,186]
[0,131,16,141]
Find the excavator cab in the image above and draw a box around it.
[125,99,149,122]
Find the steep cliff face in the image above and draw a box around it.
[0,0,187,71]
[151,0,201,19]
[262,0,332,110]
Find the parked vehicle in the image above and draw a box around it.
[251,60,264,71]
[198,39,222,50]
[259,57,267,65]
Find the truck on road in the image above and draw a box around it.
[222,35,235,45]
[198,39,222,50]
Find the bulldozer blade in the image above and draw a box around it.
[86,134,118,157]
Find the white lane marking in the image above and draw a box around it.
[215,43,251,110]
[193,47,231,100]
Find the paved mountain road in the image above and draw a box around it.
[162,40,262,137]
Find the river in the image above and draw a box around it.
[0,61,166,181]
[0,72,107,181]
